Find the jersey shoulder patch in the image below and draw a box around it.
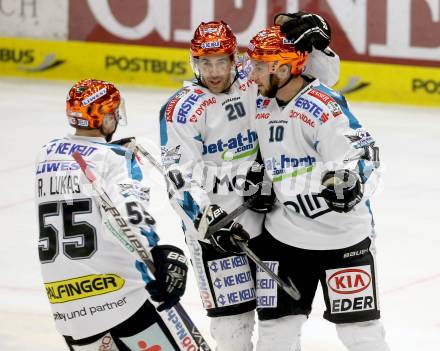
[299,85,345,124]
[162,85,212,124]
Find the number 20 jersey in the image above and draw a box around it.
[35,135,155,339]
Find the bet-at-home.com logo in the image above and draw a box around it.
[202,129,258,160]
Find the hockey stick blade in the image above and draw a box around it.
[72,152,212,351]
[236,241,301,301]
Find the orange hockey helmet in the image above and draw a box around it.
[247,26,308,75]
[66,79,125,129]
[190,21,237,59]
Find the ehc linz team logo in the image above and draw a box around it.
[345,128,375,149]
[202,129,258,161]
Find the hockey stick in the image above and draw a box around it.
[134,144,301,301]
[72,152,212,351]
[134,143,260,236]
[235,241,301,300]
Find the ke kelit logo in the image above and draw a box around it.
[264,154,316,182]
[45,274,125,303]
[208,256,255,308]
[177,89,205,123]
[327,268,371,294]
[202,129,258,160]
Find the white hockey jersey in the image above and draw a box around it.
[160,71,263,239]
[35,135,157,339]
[252,79,379,250]
[160,50,340,239]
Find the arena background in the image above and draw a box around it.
[1,0,439,106]
[1,1,440,350]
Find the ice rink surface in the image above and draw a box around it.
[0,77,439,350]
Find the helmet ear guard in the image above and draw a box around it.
[66,79,125,129]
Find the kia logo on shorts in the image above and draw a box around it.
[327,268,371,294]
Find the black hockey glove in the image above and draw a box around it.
[243,159,275,213]
[204,205,250,255]
[274,11,331,52]
[320,169,363,213]
[146,245,188,311]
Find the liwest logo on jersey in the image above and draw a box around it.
[45,274,125,303]
[264,154,316,182]
[202,129,258,160]
[177,88,205,123]
[36,160,80,174]
[326,265,375,314]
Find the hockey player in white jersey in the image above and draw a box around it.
[246,26,390,350]
[159,14,340,351]
[35,79,189,350]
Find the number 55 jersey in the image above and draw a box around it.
[35,135,157,339]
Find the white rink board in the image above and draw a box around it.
[0,78,439,350]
